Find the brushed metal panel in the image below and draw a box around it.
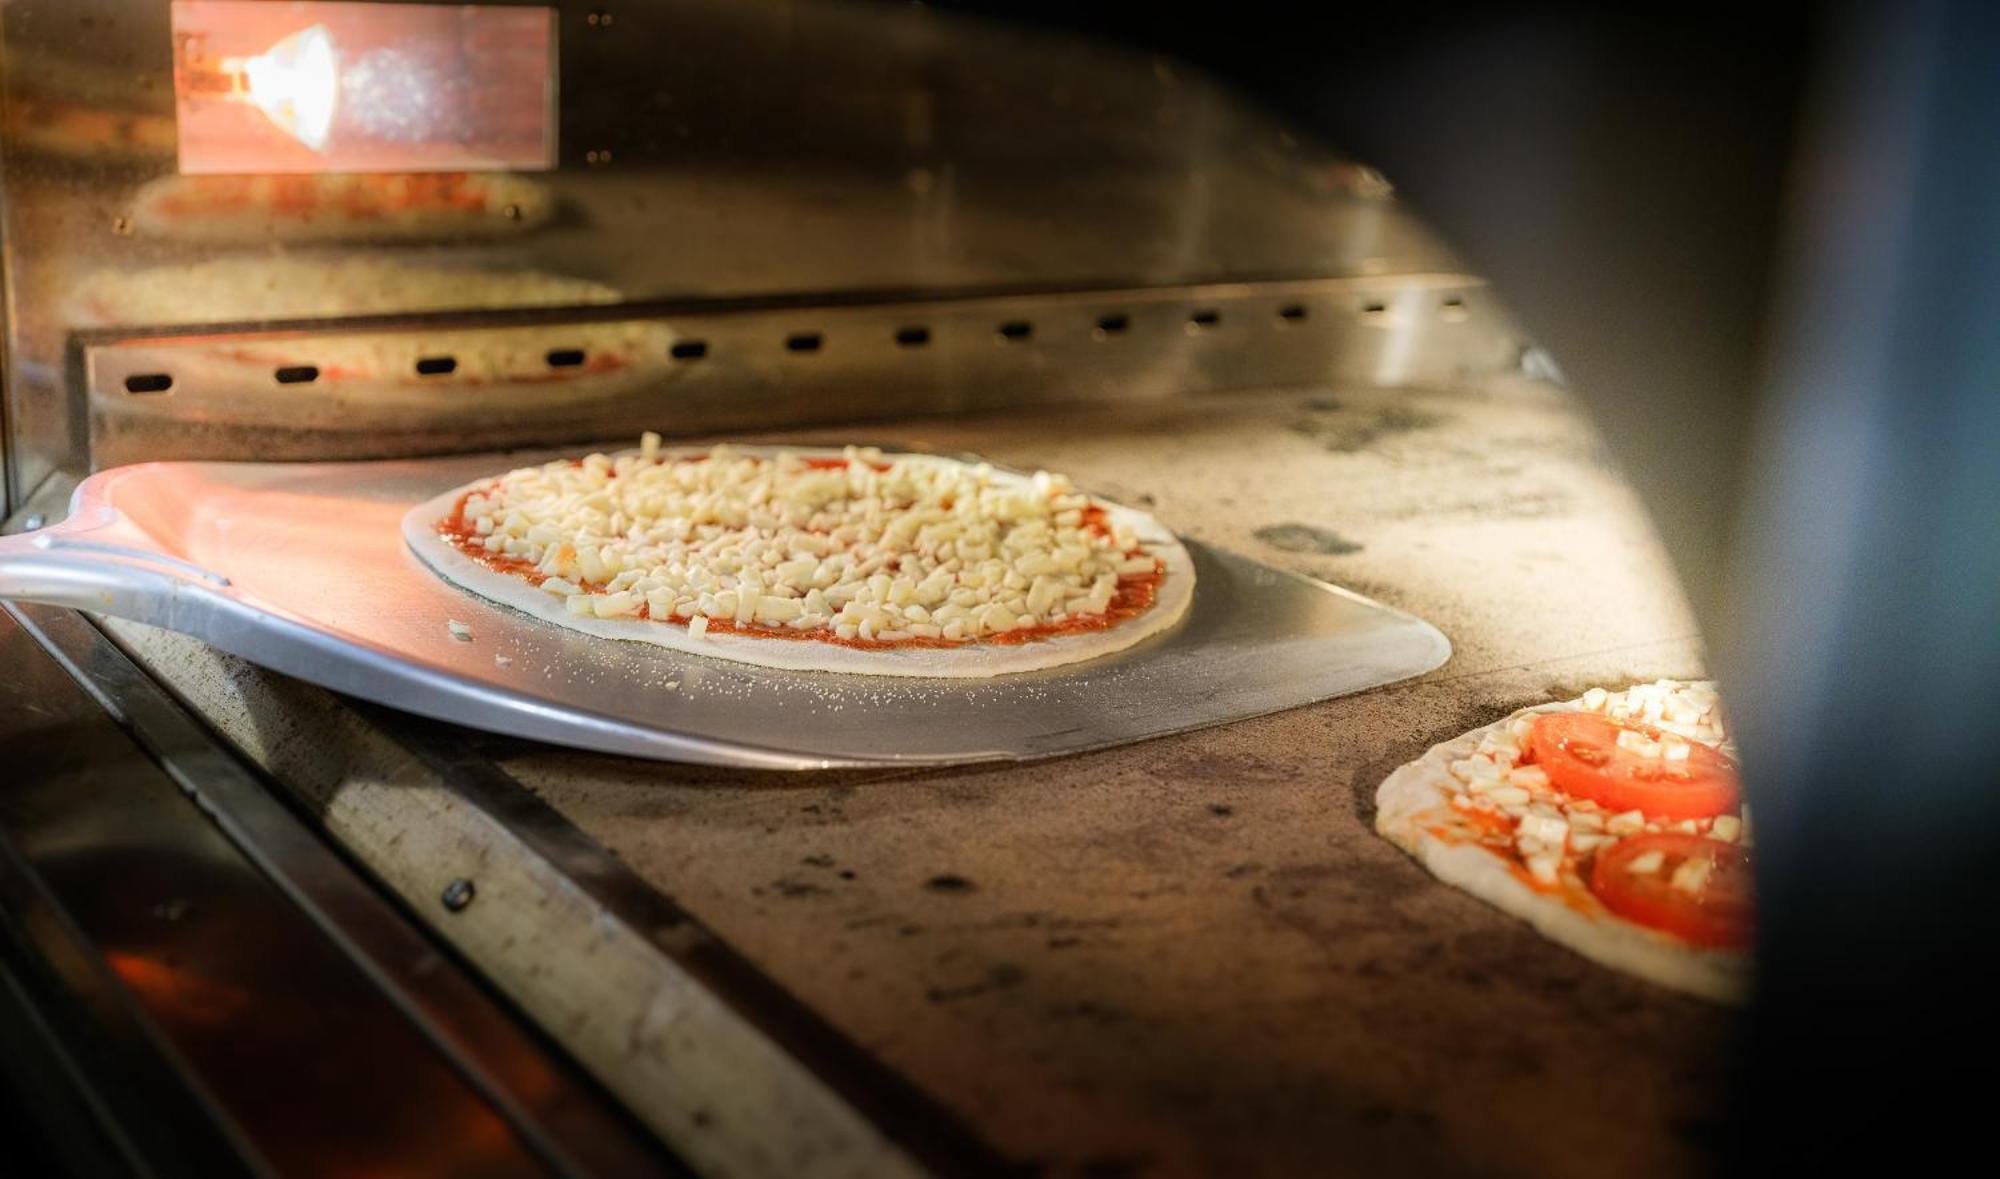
[1,0,1486,507]
[80,275,1520,465]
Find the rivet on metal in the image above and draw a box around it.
[441,878,476,912]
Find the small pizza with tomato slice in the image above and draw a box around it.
[1375,680,1750,1001]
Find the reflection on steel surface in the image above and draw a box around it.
[0,604,612,1178]
[0,454,1450,767]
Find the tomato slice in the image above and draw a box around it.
[1527,712,1738,819]
[1589,833,1752,948]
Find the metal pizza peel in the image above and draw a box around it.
[0,453,1451,768]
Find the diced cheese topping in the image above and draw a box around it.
[1435,681,1744,896]
[1518,810,1570,847]
[1624,849,1667,875]
[1508,765,1550,790]
[1670,854,1714,895]
[458,442,1160,644]
[1451,757,1504,785]
[1580,677,1731,751]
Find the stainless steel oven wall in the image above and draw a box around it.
[1,0,1522,493]
[1,328,11,522]
[78,276,1518,467]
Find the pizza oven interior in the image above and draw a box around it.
[1,1,1988,1175]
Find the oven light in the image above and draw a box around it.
[172,2,556,174]
[229,24,339,153]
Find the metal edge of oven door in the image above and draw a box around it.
[0,601,684,1179]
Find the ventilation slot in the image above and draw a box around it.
[415,356,458,376]
[895,326,931,347]
[997,320,1033,342]
[786,332,824,353]
[1188,309,1221,330]
[670,339,709,361]
[274,365,319,385]
[546,348,586,368]
[124,373,173,394]
[1094,313,1130,338]
[1278,304,1308,324]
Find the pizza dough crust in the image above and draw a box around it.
[402,446,1196,678]
[1375,694,1751,1003]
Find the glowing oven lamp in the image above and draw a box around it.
[172,4,554,173]
[224,24,339,153]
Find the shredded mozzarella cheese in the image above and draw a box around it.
[458,442,1161,644]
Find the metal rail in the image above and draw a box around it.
[0,602,682,1178]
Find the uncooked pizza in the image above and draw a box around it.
[1375,680,1750,1001]
[127,173,555,244]
[402,438,1195,676]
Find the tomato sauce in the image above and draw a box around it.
[1446,796,1518,838]
[800,456,892,472]
[437,488,556,584]
[433,463,1166,650]
[1421,806,1601,912]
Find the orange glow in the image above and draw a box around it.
[105,950,253,1025]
